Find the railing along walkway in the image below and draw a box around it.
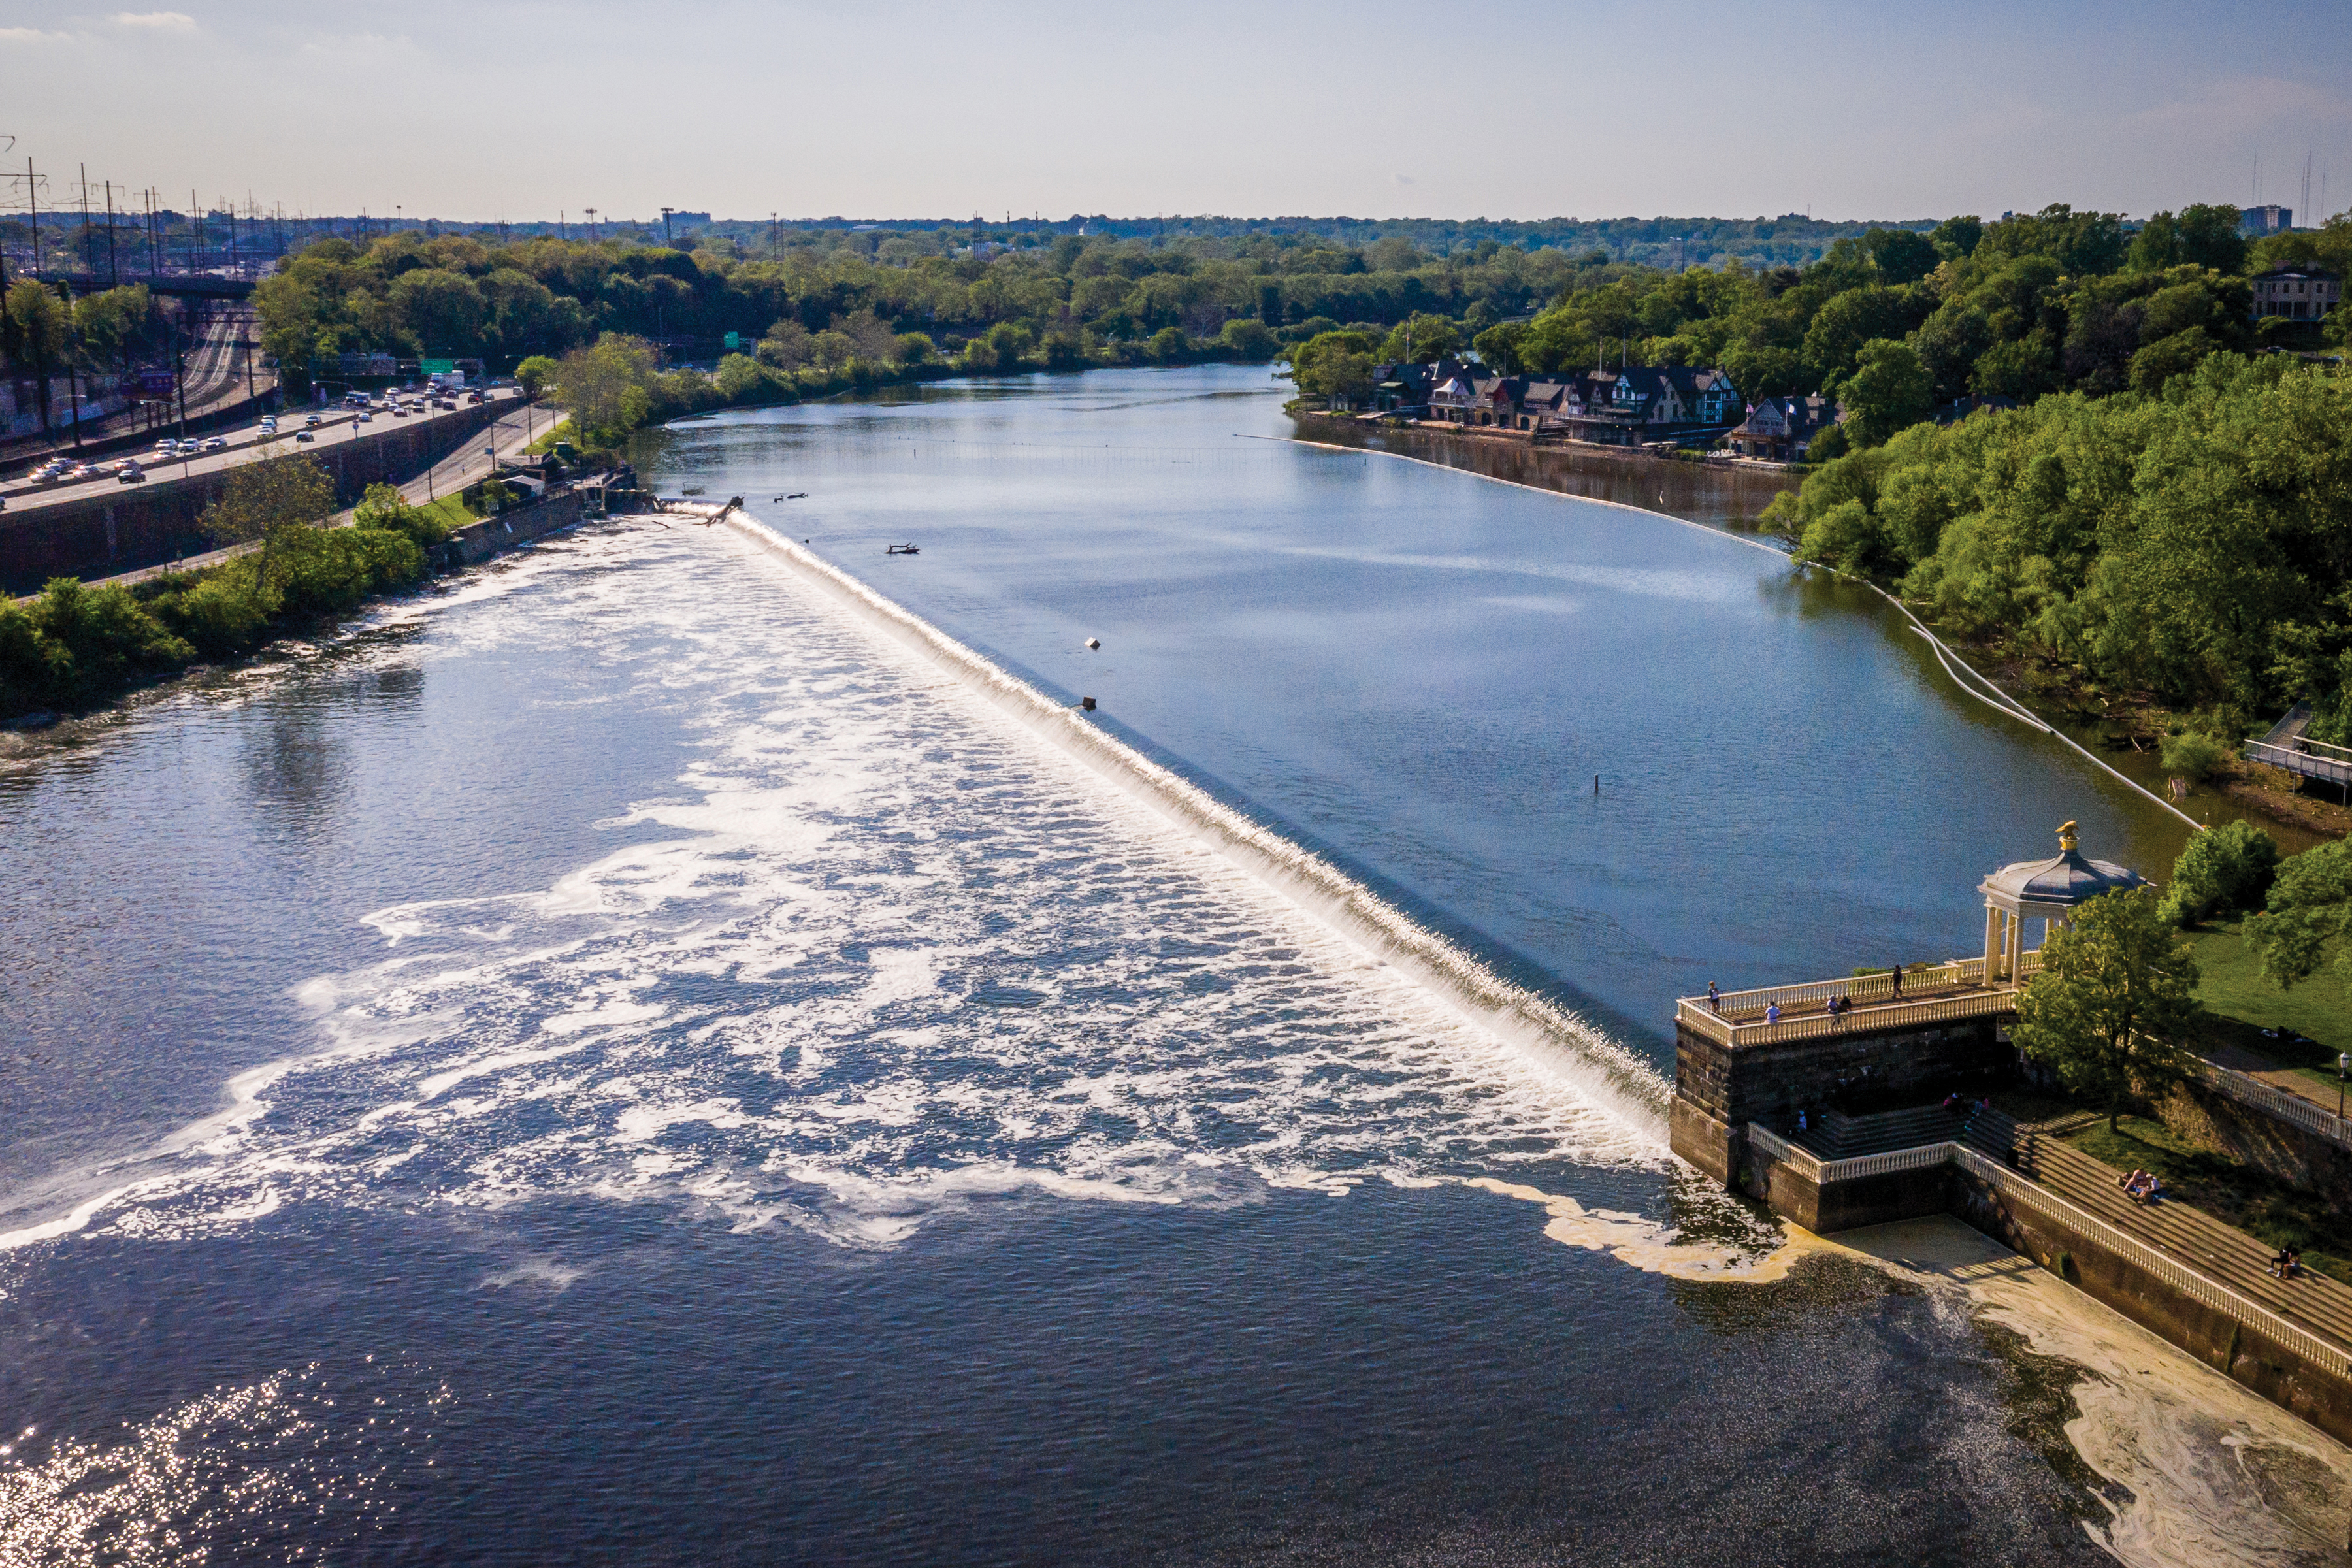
[2012,1132,2352,1364]
[2192,1058,2352,1151]
[1679,953,2040,1048]
[1742,1113,2352,1375]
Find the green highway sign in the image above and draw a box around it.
[724,332,741,350]
[421,357,457,374]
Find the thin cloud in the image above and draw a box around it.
[0,26,76,42]
[111,11,199,29]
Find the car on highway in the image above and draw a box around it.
[357,412,372,424]
[304,414,322,428]
[154,436,177,453]
[199,437,227,454]
[295,429,314,442]
[117,463,144,484]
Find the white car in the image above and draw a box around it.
[154,437,177,452]
[199,437,227,454]
[357,412,373,424]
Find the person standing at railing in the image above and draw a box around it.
[1765,1002,1781,1025]
[1889,964,1903,998]
[1707,981,1722,1014]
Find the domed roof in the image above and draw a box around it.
[1980,821,2145,909]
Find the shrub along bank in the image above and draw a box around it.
[1764,353,2352,751]
[1,468,449,721]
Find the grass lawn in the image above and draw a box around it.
[416,494,476,534]
[2062,1113,2352,1286]
[2180,918,2352,1096]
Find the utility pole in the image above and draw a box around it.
[104,180,119,286]
[770,211,779,260]
[78,163,93,278]
[662,206,675,245]
[27,157,41,275]
[191,189,201,274]
[585,206,598,242]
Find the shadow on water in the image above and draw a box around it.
[1299,419,1803,531]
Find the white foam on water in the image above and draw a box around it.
[3,515,1665,1256]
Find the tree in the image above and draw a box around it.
[5,281,70,434]
[894,332,936,365]
[2015,887,2202,1132]
[551,335,659,441]
[715,353,766,400]
[2161,819,2279,927]
[200,449,338,606]
[811,329,856,371]
[353,481,451,547]
[72,285,154,373]
[1377,312,1459,364]
[1866,227,1942,284]
[1145,326,1188,364]
[2244,840,2352,990]
[759,318,813,371]
[1839,339,1934,447]
[1931,215,1984,259]
[1286,329,1379,406]
[390,268,487,354]
[2156,728,2229,781]
[1217,318,1275,360]
[514,355,559,398]
[1473,322,1527,372]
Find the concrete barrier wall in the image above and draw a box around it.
[1950,1166,2352,1447]
[1,400,516,593]
[2159,1080,2352,1207]
[439,490,591,566]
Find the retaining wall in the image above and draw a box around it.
[438,490,592,566]
[1,400,515,593]
[1950,1163,2352,1446]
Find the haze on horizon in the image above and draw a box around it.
[5,0,2351,228]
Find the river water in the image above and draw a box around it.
[0,367,2340,1563]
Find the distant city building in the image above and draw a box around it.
[2243,204,2293,235]
[2250,265,2340,321]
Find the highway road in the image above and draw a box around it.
[52,395,565,593]
[1,389,538,516]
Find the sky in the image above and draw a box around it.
[5,0,2351,227]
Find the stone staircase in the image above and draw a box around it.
[1799,1102,1972,1159]
[1970,1111,2352,1354]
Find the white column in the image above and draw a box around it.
[1984,904,2001,976]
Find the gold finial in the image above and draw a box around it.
[2057,819,2079,851]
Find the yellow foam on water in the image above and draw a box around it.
[1467,1173,2352,1567]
